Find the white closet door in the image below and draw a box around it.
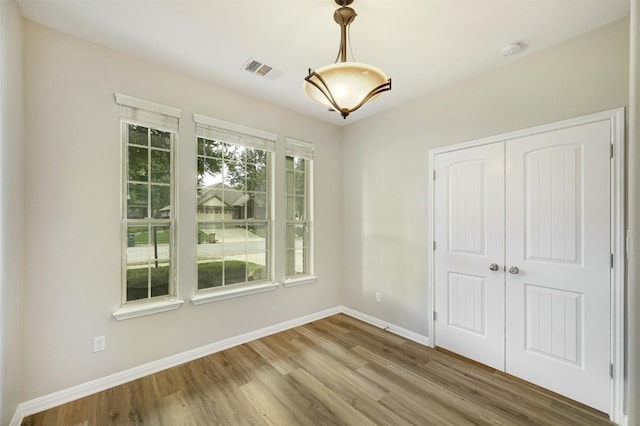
[434,143,505,370]
[504,120,611,412]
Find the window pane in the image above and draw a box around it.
[197,138,205,156]
[248,193,267,220]
[222,190,245,219]
[127,224,150,301]
[150,150,170,184]
[123,117,175,305]
[151,185,170,218]
[198,138,223,157]
[246,163,266,192]
[128,146,148,182]
[149,224,170,298]
[225,260,247,285]
[246,147,267,166]
[247,222,268,282]
[286,170,294,194]
[128,124,148,146]
[126,224,172,301]
[198,260,223,290]
[150,129,170,149]
[224,161,245,190]
[248,251,267,282]
[224,143,243,161]
[287,224,307,250]
[127,268,149,301]
[295,171,305,197]
[150,224,171,261]
[285,156,294,170]
[248,223,268,252]
[295,196,305,220]
[286,196,295,220]
[150,263,170,297]
[197,157,222,189]
[294,157,306,172]
[196,135,272,291]
[198,222,222,247]
[294,249,306,275]
[286,223,307,276]
[197,222,223,288]
[128,183,148,219]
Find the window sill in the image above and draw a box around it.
[191,282,279,306]
[283,275,318,288]
[113,299,184,321]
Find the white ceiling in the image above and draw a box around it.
[16,0,630,126]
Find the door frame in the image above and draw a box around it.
[427,107,626,423]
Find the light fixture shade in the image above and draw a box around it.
[304,62,391,118]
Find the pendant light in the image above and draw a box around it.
[304,0,392,119]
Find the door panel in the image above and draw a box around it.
[504,121,611,412]
[434,143,505,370]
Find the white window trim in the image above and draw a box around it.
[113,298,184,321]
[193,114,277,141]
[193,114,277,300]
[283,275,318,288]
[191,282,278,305]
[284,137,315,282]
[117,94,181,311]
[116,93,182,119]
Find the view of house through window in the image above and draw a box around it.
[285,138,313,279]
[124,123,175,302]
[196,131,272,290]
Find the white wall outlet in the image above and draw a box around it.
[93,335,105,352]
[375,292,382,303]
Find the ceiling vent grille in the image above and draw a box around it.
[242,58,281,80]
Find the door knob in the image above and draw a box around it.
[508,266,519,274]
[489,263,499,271]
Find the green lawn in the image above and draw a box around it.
[126,260,267,300]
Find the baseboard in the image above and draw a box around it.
[340,306,431,346]
[9,404,25,426]
[11,305,428,424]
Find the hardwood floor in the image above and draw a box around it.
[22,314,613,425]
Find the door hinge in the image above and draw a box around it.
[433,170,437,180]
[433,311,438,321]
[610,144,614,159]
[610,363,614,378]
[610,253,614,269]
[433,241,437,251]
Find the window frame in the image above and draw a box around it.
[284,137,316,287]
[113,94,183,320]
[192,114,278,305]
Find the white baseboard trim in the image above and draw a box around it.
[9,404,25,426]
[10,305,429,424]
[341,306,430,346]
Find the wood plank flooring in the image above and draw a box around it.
[22,314,613,425]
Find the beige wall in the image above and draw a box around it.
[11,8,633,417]
[21,21,343,401]
[341,18,629,336]
[0,0,24,423]
[627,2,639,423]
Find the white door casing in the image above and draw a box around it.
[504,121,611,412]
[434,142,505,370]
[430,109,624,418]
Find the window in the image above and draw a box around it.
[285,138,314,284]
[194,115,276,299]
[117,94,181,309]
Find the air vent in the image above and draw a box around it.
[242,58,282,80]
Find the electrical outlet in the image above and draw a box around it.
[375,292,382,303]
[93,336,105,353]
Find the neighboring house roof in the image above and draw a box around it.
[197,183,248,208]
[156,184,249,215]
